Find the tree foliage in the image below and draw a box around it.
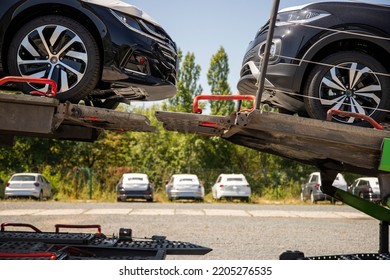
[207,46,235,115]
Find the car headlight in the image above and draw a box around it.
[111,10,142,31]
[276,9,331,26]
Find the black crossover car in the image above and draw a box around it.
[238,1,390,126]
[0,0,177,108]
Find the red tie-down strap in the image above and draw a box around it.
[326,109,384,130]
[0,76,57,97]
[192,94,256,114]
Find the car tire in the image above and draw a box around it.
[7,15,100,103]
[300,191,305,202]
[304,51,390,126]
[310,192,317,204]
[38,191,43,201]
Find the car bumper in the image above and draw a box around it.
[167,190,204,199]
[4,190,40,199]
[117,190,153,200]
[90,5,178,101]
[312,192,335,202]
[218,190,251,199]
[362,193,381,203]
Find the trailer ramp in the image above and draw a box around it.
[0,92,155,145]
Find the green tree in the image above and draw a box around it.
[207,46,234,115]
[167,50,203,113]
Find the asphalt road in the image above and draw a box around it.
[0,200,381,260]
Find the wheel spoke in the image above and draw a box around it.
[49,26,67,47]
[320,95,346,107]
[65,50,88,62]
[57,36,82,57]
[354,85,381,105]
[60,69,70,92]
[36,27,52,57]
[349,65,371,89]
[59,61,83,80]
[26,70,47,78]
[350,98,366,115]
[20,37,40,57]
[327,67,346,91]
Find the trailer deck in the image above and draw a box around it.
[0,91,155,146]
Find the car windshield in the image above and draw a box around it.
[127,177,144,182]
[180,178,195,182]
[227,178,243,182]
[11,175,35,181]
[176,177,199,184]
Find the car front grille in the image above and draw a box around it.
[139,20,178,66]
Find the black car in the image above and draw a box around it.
[0,0,177,108]
[238,1,390,126]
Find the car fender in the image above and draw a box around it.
[1,0,108,73]
[292,29,390,93]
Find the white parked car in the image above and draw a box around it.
[116,173,153,202]
[4,173,53,200]
[212,174,251,202]
[166,174,204,201]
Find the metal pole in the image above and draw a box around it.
[255,0,281,110]
[89,168,92,200]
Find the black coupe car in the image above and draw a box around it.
[0,0,177,108]
[238,1,390,126]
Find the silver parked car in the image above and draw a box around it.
[300,172,348,203]
[116,173,153,202]
[348,177,381,203]
[166,174,204,201]
[4,173,53,200]
[211,174,251,202]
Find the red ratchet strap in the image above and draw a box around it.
[0,76,57,97]
[192,94,256,114]
[326,109,384,130]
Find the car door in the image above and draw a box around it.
[213,176,222,198]
[38,175,47,197]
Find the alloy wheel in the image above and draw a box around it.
[16,24,88,94]
[318,62,382,124]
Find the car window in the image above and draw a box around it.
[11,175,35,181]
[358,180,367,187]
[310,175,319,183]
[127,177,144,182]
[227,178,243,182]
[369,180,379,188]
[179,178,194,182]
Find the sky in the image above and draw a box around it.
[125,0,390,95]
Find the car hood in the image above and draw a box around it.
[82,0,160,26]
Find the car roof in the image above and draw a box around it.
[219,173,245,177]
[12,173,42,176]
[356,177,378,181]
[122,173,148,177]
[172,174,198,178]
